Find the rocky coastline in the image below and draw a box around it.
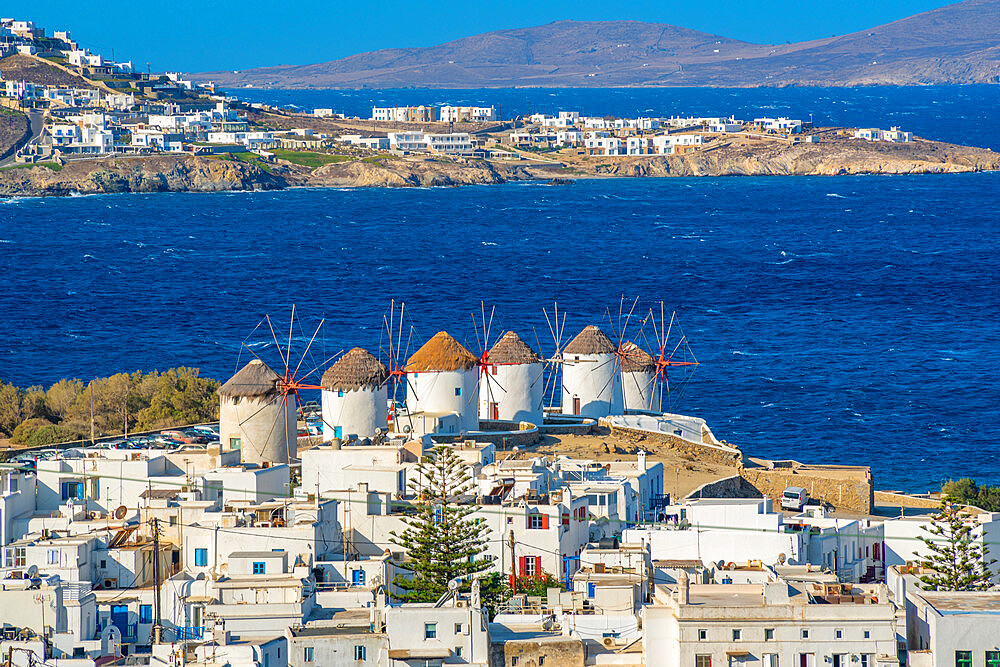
[1,137,997,197]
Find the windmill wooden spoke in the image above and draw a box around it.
[266,314,289,372]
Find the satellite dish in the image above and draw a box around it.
[374,428,382,435]
[403,425,411,434]
[114,505,128,520]
[26,565,38,578]
[777,552,787,564]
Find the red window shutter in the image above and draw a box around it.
[518,556,526,575]
[562,512,569,526]
[541,514,549,529]
[533,557,542,576]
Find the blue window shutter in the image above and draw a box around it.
[194,548,207,567]
[587,582,596,598]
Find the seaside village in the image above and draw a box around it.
[0,16,995,667]
[2,305,1000,667]
[0,19,914,166]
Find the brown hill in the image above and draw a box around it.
[0,54,98,88]
[191,0,1000,88]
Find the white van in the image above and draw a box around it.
[780,486,808,511]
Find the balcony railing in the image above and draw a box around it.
[175,626,204,641]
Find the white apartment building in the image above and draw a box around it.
[854,127,913,142]
[644,576,898,667]
[652,133,704,155]
[387,131,473,154]
[882,510,1000,584]
[439,105,496,122]
[754,116,804,133]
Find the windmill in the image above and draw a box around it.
[641,302,699,413]
[220,306,342,465]
[470,303,544,425]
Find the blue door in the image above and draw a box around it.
[110,605,129,634]
[334,426,342,439]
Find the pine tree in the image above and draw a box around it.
[916,499,996,591]
[390,445,496,602]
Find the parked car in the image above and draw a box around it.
[780,486,809,511]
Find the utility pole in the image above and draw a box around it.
[508,529,516,591]
[151,518,163,643]
[89,383,95,445]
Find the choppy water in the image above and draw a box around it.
[1,87,998,493]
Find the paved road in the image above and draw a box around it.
[0,110,44,167]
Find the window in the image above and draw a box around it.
[47,549,59,565]
[454,623,462,634]
[863,630,870,639]
[61,481,84,500]
[696,656,712,667]
[956,652,972,667]
[763,655,778,667]
[454,387,461,396]
[252,561,265,574]
[6,547,25,567]
[765,628,774,641]
[561,512,569,526]
[732,629,741,641]
[833,655,845,667]
[229,437,241,450]
[303,647,314,662]
[697,629,707,640]
[100,560,107,569]
[353,645,366,661]
[338,390,344,397]
[352,569,365,586]
[835,629,843,639]
[512,658,517,666]
[860,656,871,667]
[194,548,208,567]
[527,513,548,529]
[987,652,1000,667]
[424,622,437,639]
[520,556,540,578]
[801,629,809,639]
[138,605,152,624]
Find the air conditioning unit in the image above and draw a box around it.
[104,579,117,589]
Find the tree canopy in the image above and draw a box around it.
[390,445,496,603]
[0,368,220,444]
[916,499,996,591]
[942,478,1000,513]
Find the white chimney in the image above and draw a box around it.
[676,569,689,605]
[637,450,647,472]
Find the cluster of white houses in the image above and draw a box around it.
[371,105,498,123]
[1,322,996,666]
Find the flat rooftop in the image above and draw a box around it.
[920,593,1000,614]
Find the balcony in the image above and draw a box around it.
[175,627,204,641]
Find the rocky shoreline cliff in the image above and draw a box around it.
[1,137,997,197]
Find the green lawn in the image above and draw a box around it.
[0,161,62,172]
[271,148,350,168]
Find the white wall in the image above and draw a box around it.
[562,353,622,417]
[322,385,388,440]
[407,369,479,434]
[478,362,543,424]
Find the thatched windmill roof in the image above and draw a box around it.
[619,342,655,372]
[405,331,478,372]
[321,347,388,391]
[218,359,283,400]
[487,331,540,364]
[563,325,615,355]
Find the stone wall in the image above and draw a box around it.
[686,474,763,500]
[599,419,742,467]
[490,637,584,667]
[873,490,941,509]
[739,461,874,514]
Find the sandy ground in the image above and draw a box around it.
[500,431,739,499]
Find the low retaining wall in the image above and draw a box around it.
[873,490,942,510]
[739,461,874,515]
[599,418,742,467]
[686,474,764,500]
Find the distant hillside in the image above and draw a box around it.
[0,54,97,88]
[192,0,1000,88]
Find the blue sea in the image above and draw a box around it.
[1,87,999,493]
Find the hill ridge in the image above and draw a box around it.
[191,1,1000,88]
